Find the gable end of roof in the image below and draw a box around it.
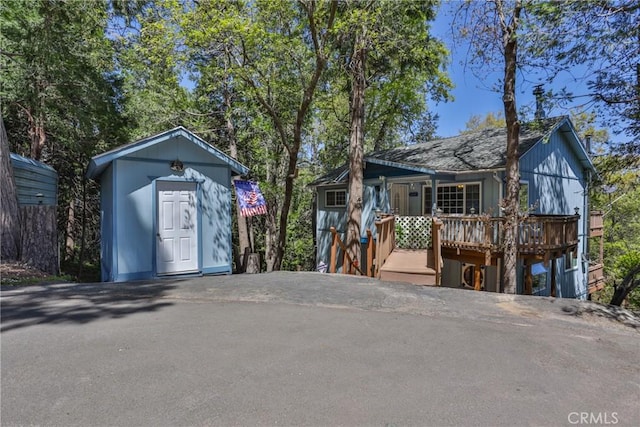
[86,127,249,179]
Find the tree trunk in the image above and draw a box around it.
[0,114,21,261]
[244,1,335,271]
[224,82,251,272]
[19,205,58,274]
[498,0,522,294]
[264,152,280,272]
[610,264,640,306]
[26,109,46,161]
[346,29,366,267]
[272,150,299,271]
[65,198,76,263]
[78,177,88,278]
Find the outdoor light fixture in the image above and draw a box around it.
[457,184,464,189]
[170,159,184,172]
[36,193,44,205]
[574,207,580,215]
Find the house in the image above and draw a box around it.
[87,127,248,282]
[313,116,601,299]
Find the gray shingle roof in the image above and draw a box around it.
[368,116,566,172]
[312,116,568,185]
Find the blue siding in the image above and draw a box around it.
[520,130,585,215]
[520,130,589,299]
[100,166,114,281]
[114,158,156,276]
[316,185,349,268]
[315,172,502,270]
[315,181,381,269]
[314,137,590,299]
[10,153,58,206]
[188,166,233,271]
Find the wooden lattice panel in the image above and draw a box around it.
[395,216,432,249]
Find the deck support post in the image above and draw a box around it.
[474,263,482,291]
[550,258,557,297]
[432,218,442,286]
[366,229,375,277]
[330,227,338,273]
[524,261,533,295]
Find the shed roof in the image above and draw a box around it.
[86,126,249,179]
[10,153,57,173]
[313,116,596,185]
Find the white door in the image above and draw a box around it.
[156,181,199,275]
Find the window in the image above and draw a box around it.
[530,262,548,293]
[423,186,433,214]
[423,183,481,215]
[465,184,481,214]
[565,252,578,271]
[325,189,346,207]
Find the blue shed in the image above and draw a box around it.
[87,127,249,282]
[10,153,58,206]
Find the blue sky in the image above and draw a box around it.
[429,1,621,143]
[174,1,620,144]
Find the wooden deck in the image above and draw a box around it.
[328,212,602,296]
[379,249,437,286]
[439,214,580,263]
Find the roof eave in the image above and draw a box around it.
[365,157,437,175]
[86,127,249,180]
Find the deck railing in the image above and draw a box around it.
[590,210,604,236]
[438,214,580,254]
[373,215,396,278]
[327,214,577,286]
[588,263,605,293]
[329,227,365,275]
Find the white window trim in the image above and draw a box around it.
[421,182,483,215]
[325,189,347,208]
[564,252,579,272]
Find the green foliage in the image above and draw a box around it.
[1,0,450,275]
[614,252,640,280]
[524,1,639,152]
[462,111,505,133]
[589,161,640,309]
[569,109,609,148]
[281,168,316,271]
[1,0,130,272]
[112,0,192,139]
[572,112,640,308]
[314,0,452,171]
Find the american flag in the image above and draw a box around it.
[234,180,267,217]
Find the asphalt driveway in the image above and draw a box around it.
[1,272,639,426]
